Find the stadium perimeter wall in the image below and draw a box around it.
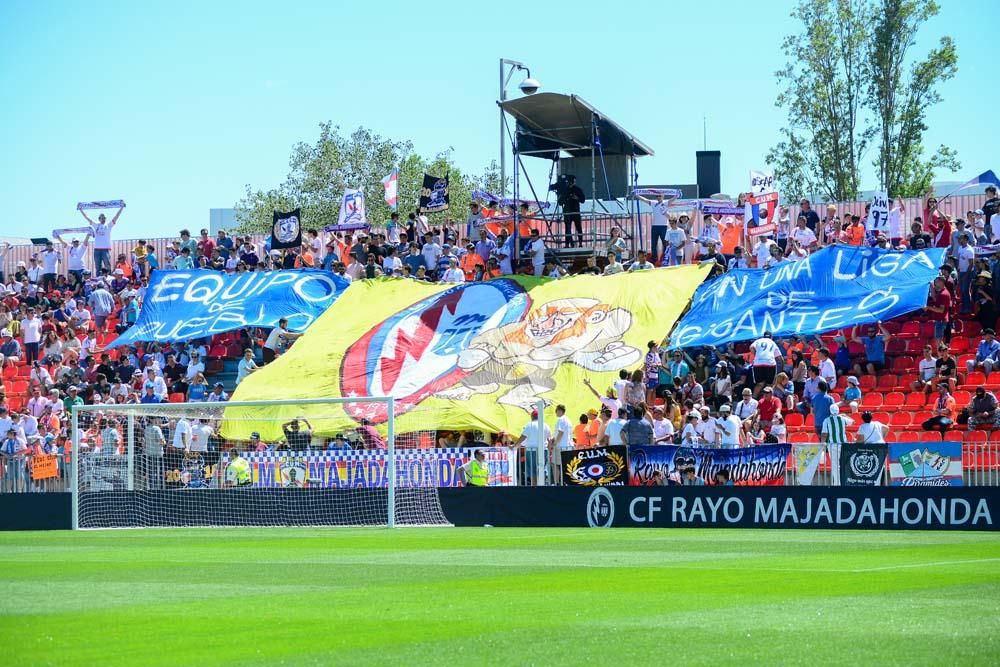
[2,488,998,531]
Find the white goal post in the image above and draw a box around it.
[70,397,453,529]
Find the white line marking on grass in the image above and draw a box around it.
[846,558,1000,573]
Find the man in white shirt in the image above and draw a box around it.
[26,258,43,286]
[514,409,553,486]
[144,369,169,401]
[750,331,783,391]
[818,347,837,386]
[188,419,214,453]
[38,241,61,292]
[856,410,888,445]
[528,229,546,277]
[603,252,624,275]
[552,404,574,484]
[171,417,192,450]
[733,388,759,422]
[716,404,743,448]
[263,318,303,364]
[184,352,205,383]
[79,204,124,275]
[651,406,675,443]
[695,406,718,445]
[791,215,818,250]
[25,387,50,419]
[887,199,906,245]
[956,234,976,314]
[441,258,465,284]
[420,234,442,279]
[236,348,259,385]
[602,408,628,446]
[753,237,776,268]
[628,250,655,272]
[20,308,42,365]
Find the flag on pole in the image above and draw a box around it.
[337,189,367,227]
[382,169,398,210]
[954,170,1000,192]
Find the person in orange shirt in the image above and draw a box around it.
[573,412,598,448]
[114,255,134,279]
[459,244,481,281]
[296,244,316,268]
[719,217,743,256]
[483,257,502,280]
[584,408,601,445]
[845,216,866,246]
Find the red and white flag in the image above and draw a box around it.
[382,168,398,210]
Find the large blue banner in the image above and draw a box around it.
[107,269,350,348]
[628,444,790,486]
[669,245,945,348]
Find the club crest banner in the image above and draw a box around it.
[271,208,302,250]
[841,444,887,486]
[419,173,449,213]
[561,446,629,486]
[106,269,350,348]
[338,189,367,228]
[628,444,790,486]
[670,245,946,348]
[225,265,711,440]
[888,442,963,487]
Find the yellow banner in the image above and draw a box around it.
[225,265,711,440]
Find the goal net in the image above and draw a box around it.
[70,397,453,529]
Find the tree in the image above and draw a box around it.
[233,124,485,236]
[769,0,959,201]
[769,0,872,202]
[866,0,959,196]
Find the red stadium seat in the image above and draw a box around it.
[886,338,908,356]
[858,375,876,391]
[892,357,915,373]
[897,321,921,339]
[920,322,937,339]
[965,371,987,387]
[1,365,15,380]
[905,392,927,407]
[861,393,883,408]
[896,431,920,442]
[225,344,243,358]
[784,413,804,428]
[965,430,989,442]
[836,376,849,391]
[10,380,27,395]
[804,414,815,428]
[208,344,227,359]
[790,433,813,443]
[950,338,970,354]
[964,321,983,338]
[913,410,933,424]
[877,374,899,390]
[953,390,972,405]
[883,392,905,407]
[872,411,890,424]
[168,393,186,403]
[889,411,911,426]
[848,341,866,357]
[16,365,31,378]
[899,373,919,387]
[7,396,24,412]
[919,431,942,442]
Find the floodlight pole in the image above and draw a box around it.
[499,58,530,198]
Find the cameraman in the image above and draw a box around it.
[559,176,586,247]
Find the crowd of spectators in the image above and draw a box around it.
[1,184,999,489]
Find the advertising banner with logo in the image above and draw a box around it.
[226,265,711,440]
[840,445,887,486]
[628,445,790,487]
[888,442,963,487]
[106,269,350,348]
[561,446,629,486]
[670,245,947,348]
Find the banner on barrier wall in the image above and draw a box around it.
[670,245,947,348]
[162,448,517,489]
[841,445,887,486]
[561,446,629,486]
[888,442,963,487]
[628,445,790,486]
[106,269,350,348]
[30,454,59,480]
[225,266,712,440]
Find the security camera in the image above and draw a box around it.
[518,77,540,95]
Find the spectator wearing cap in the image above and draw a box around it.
[842,376,863,405]
[716,404,743,448]
[206,383,229,402]
[650,406,674,444]
[441,257,465,284]
[0,328,21,365]
[968,328,1000,375]
[732,387,758,423]
[966,387,1000,431]
[821,403,853,485]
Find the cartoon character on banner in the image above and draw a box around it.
[278,458,308,488]
[181,452,209,488]
[434,297,640,411]
[343,191,364,225]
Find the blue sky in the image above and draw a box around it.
[0,0,990,239]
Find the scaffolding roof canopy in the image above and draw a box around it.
[499,92,654,159]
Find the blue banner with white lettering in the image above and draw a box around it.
[669,245,945,348]
[107,269,350,348]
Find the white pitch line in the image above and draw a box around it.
[846,557,1000,573]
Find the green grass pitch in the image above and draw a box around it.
[1,528,999,666]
